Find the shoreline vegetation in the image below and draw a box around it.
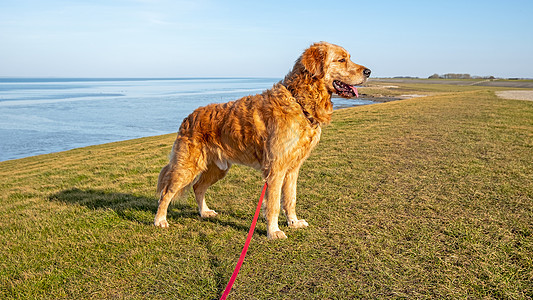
[1,80,532,298]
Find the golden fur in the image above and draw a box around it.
[155,42,370,239]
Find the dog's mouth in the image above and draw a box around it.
[333,80,359,98]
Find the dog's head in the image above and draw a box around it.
[300,42,371,98]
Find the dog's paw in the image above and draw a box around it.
[200,210,218,218]
[288,219,309,229]
[267,230,288,240]
[154,218,169,228]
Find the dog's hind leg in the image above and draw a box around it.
[154,165,201,227]
[193,161,230,218]
[154,148,206,227]
[154,184,178,228]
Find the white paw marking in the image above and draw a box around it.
[268,230,288,240]
[200,210,218,218]
[154,218,169,228]
[288,219,309,229]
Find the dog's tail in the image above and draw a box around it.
[156,161,197,201]
[156,163,172,196]
[156,130,206,201]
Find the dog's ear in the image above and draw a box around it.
[300,43,326,78]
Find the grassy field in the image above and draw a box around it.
[364,78,531,98]
[1,85,532,299]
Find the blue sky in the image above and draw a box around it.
[1,0,532,78]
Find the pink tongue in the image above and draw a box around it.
[351,86,359,98]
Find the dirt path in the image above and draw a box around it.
[496,90,533,101]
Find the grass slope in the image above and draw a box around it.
[1,89,532,299]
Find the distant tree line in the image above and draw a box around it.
[428,73,495,80]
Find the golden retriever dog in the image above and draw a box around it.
[155,42,371,239]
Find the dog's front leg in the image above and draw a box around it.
[282,167,309,229]
[264,172,287,240]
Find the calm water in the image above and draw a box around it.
[0,78,375,161]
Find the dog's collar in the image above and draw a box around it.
[281,82,319,127]
[297,102,318,126]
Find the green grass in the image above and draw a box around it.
[1,88,532,299]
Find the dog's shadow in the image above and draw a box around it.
[49,188,266,234]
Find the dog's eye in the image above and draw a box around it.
[338,58,346,63]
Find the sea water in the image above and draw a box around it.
[0,78,375,161]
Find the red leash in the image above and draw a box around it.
[220,182,267,300]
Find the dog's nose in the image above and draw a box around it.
[363,68,371,78]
